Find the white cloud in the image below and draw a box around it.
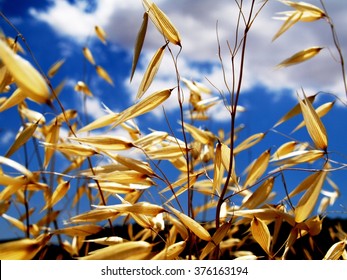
[30,0,347,112]
[0,130,15,145]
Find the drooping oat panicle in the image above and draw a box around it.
[142,0,181,46]
[0,39,50,103]
[47,58,65,78]
[95,25,107,44]
[131,12,148,82]
[43,120,60,169]
[298,92,328,150]
[276,46,323,68]
[251,216,272,256]
[137,45,166,99]
[288,171,321,199]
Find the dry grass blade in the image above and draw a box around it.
[79,241,152,260]
[95,25,107,44]
[137,45,166,99]
[0,39,50,103]
[242,177,274,209]
[323,240,346,260]
[5,121,39,158]
[200,222,231,260]
[234,133,265,155]
[292,101,335,133]
[167,205,211,241]
[274,95,315,127]
[298,93,328,150]
[142,0,181,46]
[131,12,148,82]
[47,59,65,78]
[276,46,323,68]
[42,181,70,212]
[110,88,172,129]
[295,169,327,223]
[95,65,114,86]
[151,241,186,260]
[251,216,271,256]
[83,47,96,65]
[244,149,270,188]
[0,234,51,260]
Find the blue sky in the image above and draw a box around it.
[1,0,347,240]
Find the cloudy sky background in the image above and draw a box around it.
[1,0,347,239]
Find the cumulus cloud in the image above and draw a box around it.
[30,0,347,112]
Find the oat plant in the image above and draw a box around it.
[0,0,346,260]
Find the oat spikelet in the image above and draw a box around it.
[276,47,323,68]
[142,0,181,46]
[298,92,328,150]
[0,39,50,103]
[95,25,107,44]
[137,44,166,99]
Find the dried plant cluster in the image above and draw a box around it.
[0,0,346,260]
